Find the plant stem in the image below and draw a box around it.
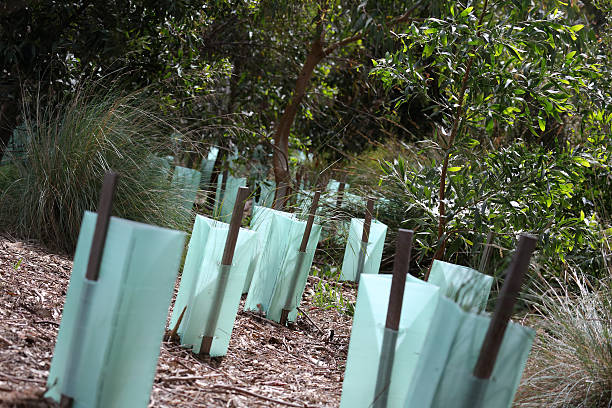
[429,0,489,274]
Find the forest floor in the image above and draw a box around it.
[0,235,355,407]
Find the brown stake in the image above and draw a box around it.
[167,306,187,341]
[299,191,321,253]
[85,172,119,281]
[285,185,293,211]
[355,198,375,284]
[385,229,414,331]
[336,181,346,209]
[361,198,375,244]
[372,229,414,408]
[200,186,250,355]
[60,171,119,408]
[280,191,321,325]
[221,187,250,266]
[472,233,538,379]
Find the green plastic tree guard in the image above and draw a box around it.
[169,215,258,356]
[242,205,279,294]
[403,292,534,408]
[255,179,276,208]
[162,155,174,172]
[403,261,493,313]
[327,179,350,192]
[244,206,321,323]
[339,274,534,408]
[0,123,28,164]
[172,165,201,210]
[200,146,219,187]
[340,218,388,281]
[214,173,247,222]
[429,260,494,312]
[45,211,185,408]
[340,191,363,209]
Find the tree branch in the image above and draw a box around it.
[323,2,425,58]
[389,1,424,26]
[323,33,363,56]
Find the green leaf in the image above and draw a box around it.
[460,6,474,18]
[570,24,584,32]
[574,157,591,167]
[565,51,576,60]
[448,166,462,172]
[538,117,546,131]
[505,44,524,61]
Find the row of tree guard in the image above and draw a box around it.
[44,170,537,407]
[44,170,385,407]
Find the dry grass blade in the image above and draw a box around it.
[517,273,612,407]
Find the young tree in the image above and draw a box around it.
[262,0,426,194]
[371,0,608,264]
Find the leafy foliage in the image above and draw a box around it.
[375,138,610,279]
[371,1,608,146]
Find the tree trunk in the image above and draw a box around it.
[272,35,325,197]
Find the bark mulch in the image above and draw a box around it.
[0,236,355,407]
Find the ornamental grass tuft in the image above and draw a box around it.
[517,272,612,407]
[0,81,192,252]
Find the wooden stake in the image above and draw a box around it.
[280,191,321,325]
[385,229,414,331]
[355,198,375,284]
[336,181,346,209]
[167,305,186,342]
[372,229,414,408]
[472,233,538,379]
[221,187,250,266]
[361,198,375,244]
[85,172,119,281]
[299,191,320,253]
[200,186,250,356]
[220,168,229,203]
[60,171,119,407]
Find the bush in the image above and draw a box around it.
[0,81,192,252]
[517,273,612,407]
[358,139,611,282]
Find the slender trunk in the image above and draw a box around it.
[269,6,418,198]
[272,35,325,198]
[426,0,488,278]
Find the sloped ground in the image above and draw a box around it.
[0,236,355,407]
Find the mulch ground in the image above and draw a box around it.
[0,236,355,407]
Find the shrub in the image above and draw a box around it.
[0,81,192,252]
[367,139,610,281]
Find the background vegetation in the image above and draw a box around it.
[0,0,611,405]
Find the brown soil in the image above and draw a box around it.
[0,236,355,407]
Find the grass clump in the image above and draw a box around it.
[517,274,612,407]
[0,81,192,252]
